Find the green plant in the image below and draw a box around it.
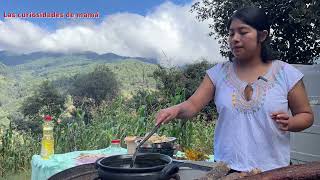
[0,122,40,177]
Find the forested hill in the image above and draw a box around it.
[0,52,159,126]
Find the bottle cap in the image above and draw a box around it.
[111,139,121,144]
[124,136,136,143]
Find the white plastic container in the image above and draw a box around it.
[124,136,137,154]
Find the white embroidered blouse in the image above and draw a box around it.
[206,60,304,171]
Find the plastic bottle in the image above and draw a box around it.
[40,120,54,160]
[105,139,122,155]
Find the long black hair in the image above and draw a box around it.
[227,7,276,62]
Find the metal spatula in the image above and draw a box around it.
[130,123,162,168]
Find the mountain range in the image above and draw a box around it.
[0,51,158,66]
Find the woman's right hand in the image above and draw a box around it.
[155,105,180,125]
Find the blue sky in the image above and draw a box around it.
[1,0,191,29]
[0,0,224,65]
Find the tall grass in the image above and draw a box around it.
[0,123,40,176]
[0,95,215,177]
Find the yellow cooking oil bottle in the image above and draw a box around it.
[41,115,54,160]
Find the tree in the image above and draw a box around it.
[70,65,119,105]
[18,81,65,134]
[153,60,217,121]
[153,60,214,98]
[191,0,320,64]
[21,80,65,118]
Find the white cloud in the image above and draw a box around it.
[0,1,226,65]
[0,19,47,52]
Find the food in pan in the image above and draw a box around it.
[142,133,171,143]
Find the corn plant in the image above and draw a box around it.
[0,94,216,177]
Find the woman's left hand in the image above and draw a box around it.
[271,112,290,131]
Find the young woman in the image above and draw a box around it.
[155,7,314,172]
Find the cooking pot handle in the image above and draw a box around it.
[158,163,179,180]
[95,157,105,168]
[93,157,105,180]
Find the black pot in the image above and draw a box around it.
[95,153,179,180]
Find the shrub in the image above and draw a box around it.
[70,65,119,105]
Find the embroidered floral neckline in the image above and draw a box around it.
[222,60,285,114]
[231,61,273,87]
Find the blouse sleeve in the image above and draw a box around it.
[206,63,223,86]
[283,63,304,92]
